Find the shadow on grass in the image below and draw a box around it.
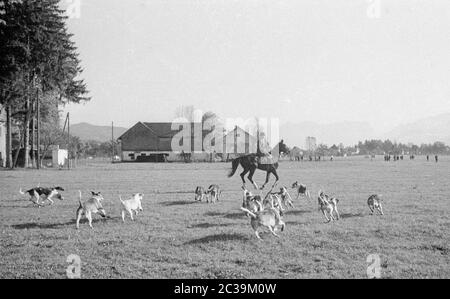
[204,211,244,219]
[189,223,234,229]
[160,200,199,207]
[284,210,310,216]
[340,212,365,219]
[12,216,120,230]
[285,220,306,226]
[185,233,250,245]
[1,205,32,209]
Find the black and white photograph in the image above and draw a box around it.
[0,0,449,285]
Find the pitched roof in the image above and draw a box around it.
[118,122,211,141]
[224,126,256,139]
[142,122,180,138]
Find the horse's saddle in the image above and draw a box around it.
[257,154,276,165]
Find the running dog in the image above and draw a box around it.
[291,182,311,200]
[367,194,384,215]
[240,207,285,240]
[317,191,340,222]
[76,191,107,229]
[262,192,284,215]
[268,187,294,209]
[241,188,263,214]
[206,184,221,203]
[119,193,144,222]
[19,186,64,206]
[194,186,207,202]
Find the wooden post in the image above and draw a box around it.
[6,105,12,168]
[31,97,35,168]
[111,121,114,163]
[36,89,40,169]
[67,112,70,170]
[24,96,30,168]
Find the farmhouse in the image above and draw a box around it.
[118,122,214,162]
[0,105,6,167]
[223,126,258,159]
[117,122,259,162]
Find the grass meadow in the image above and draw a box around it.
[0,156,449,279]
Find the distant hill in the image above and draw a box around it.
[386,113,450,145]
[70,123,128,142]
[280,121,376,148]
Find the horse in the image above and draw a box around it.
[228,154,279,190]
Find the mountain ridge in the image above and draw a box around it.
[70,112,450,146]
[69,122,128,142]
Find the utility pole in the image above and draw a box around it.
[111,121,114,163]
[36,87,40,169]
[6,105,11,168]
[67,112,70,170]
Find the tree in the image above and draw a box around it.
[0,0,89,168]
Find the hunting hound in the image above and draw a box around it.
[206,184,221,203]
[241,187,263,215]
[267,187,294,210]
[76,191,107,229]
[194,186,207,202]
[19,186,64,206]
[119,193,144,222]
[291,182,311,200]
[367,194,384,215]
[240,206,285,240]
[317,191,340,222]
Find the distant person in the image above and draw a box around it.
[435,155,438,163]
[427,155,429,161]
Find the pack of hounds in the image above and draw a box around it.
[19,186,144,229]
[197,180,384,240]
[18,182,384,239]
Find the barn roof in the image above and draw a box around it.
[224,126,256,140]
[142,122,180,138]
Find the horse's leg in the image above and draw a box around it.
[240,168,249,188]
[248,167,258,190]
[260,171,271,190]
[271,169,280,189]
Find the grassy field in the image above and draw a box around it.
[0,156,449,279]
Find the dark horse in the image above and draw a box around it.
[228,154,279,190]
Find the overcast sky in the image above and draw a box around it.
[63,0,450,134]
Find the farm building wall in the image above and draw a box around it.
[119,122,160,152]
[0,105,6,167]
[118,122,260,163]
[223,126,257,155]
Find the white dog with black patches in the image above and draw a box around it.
[291,182,311,200]
[19,186,64,206]
[119,193,144,222]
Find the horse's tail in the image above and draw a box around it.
[228,157,241,177]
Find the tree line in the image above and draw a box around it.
[285,139,450,158]
[0,0,89,168]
